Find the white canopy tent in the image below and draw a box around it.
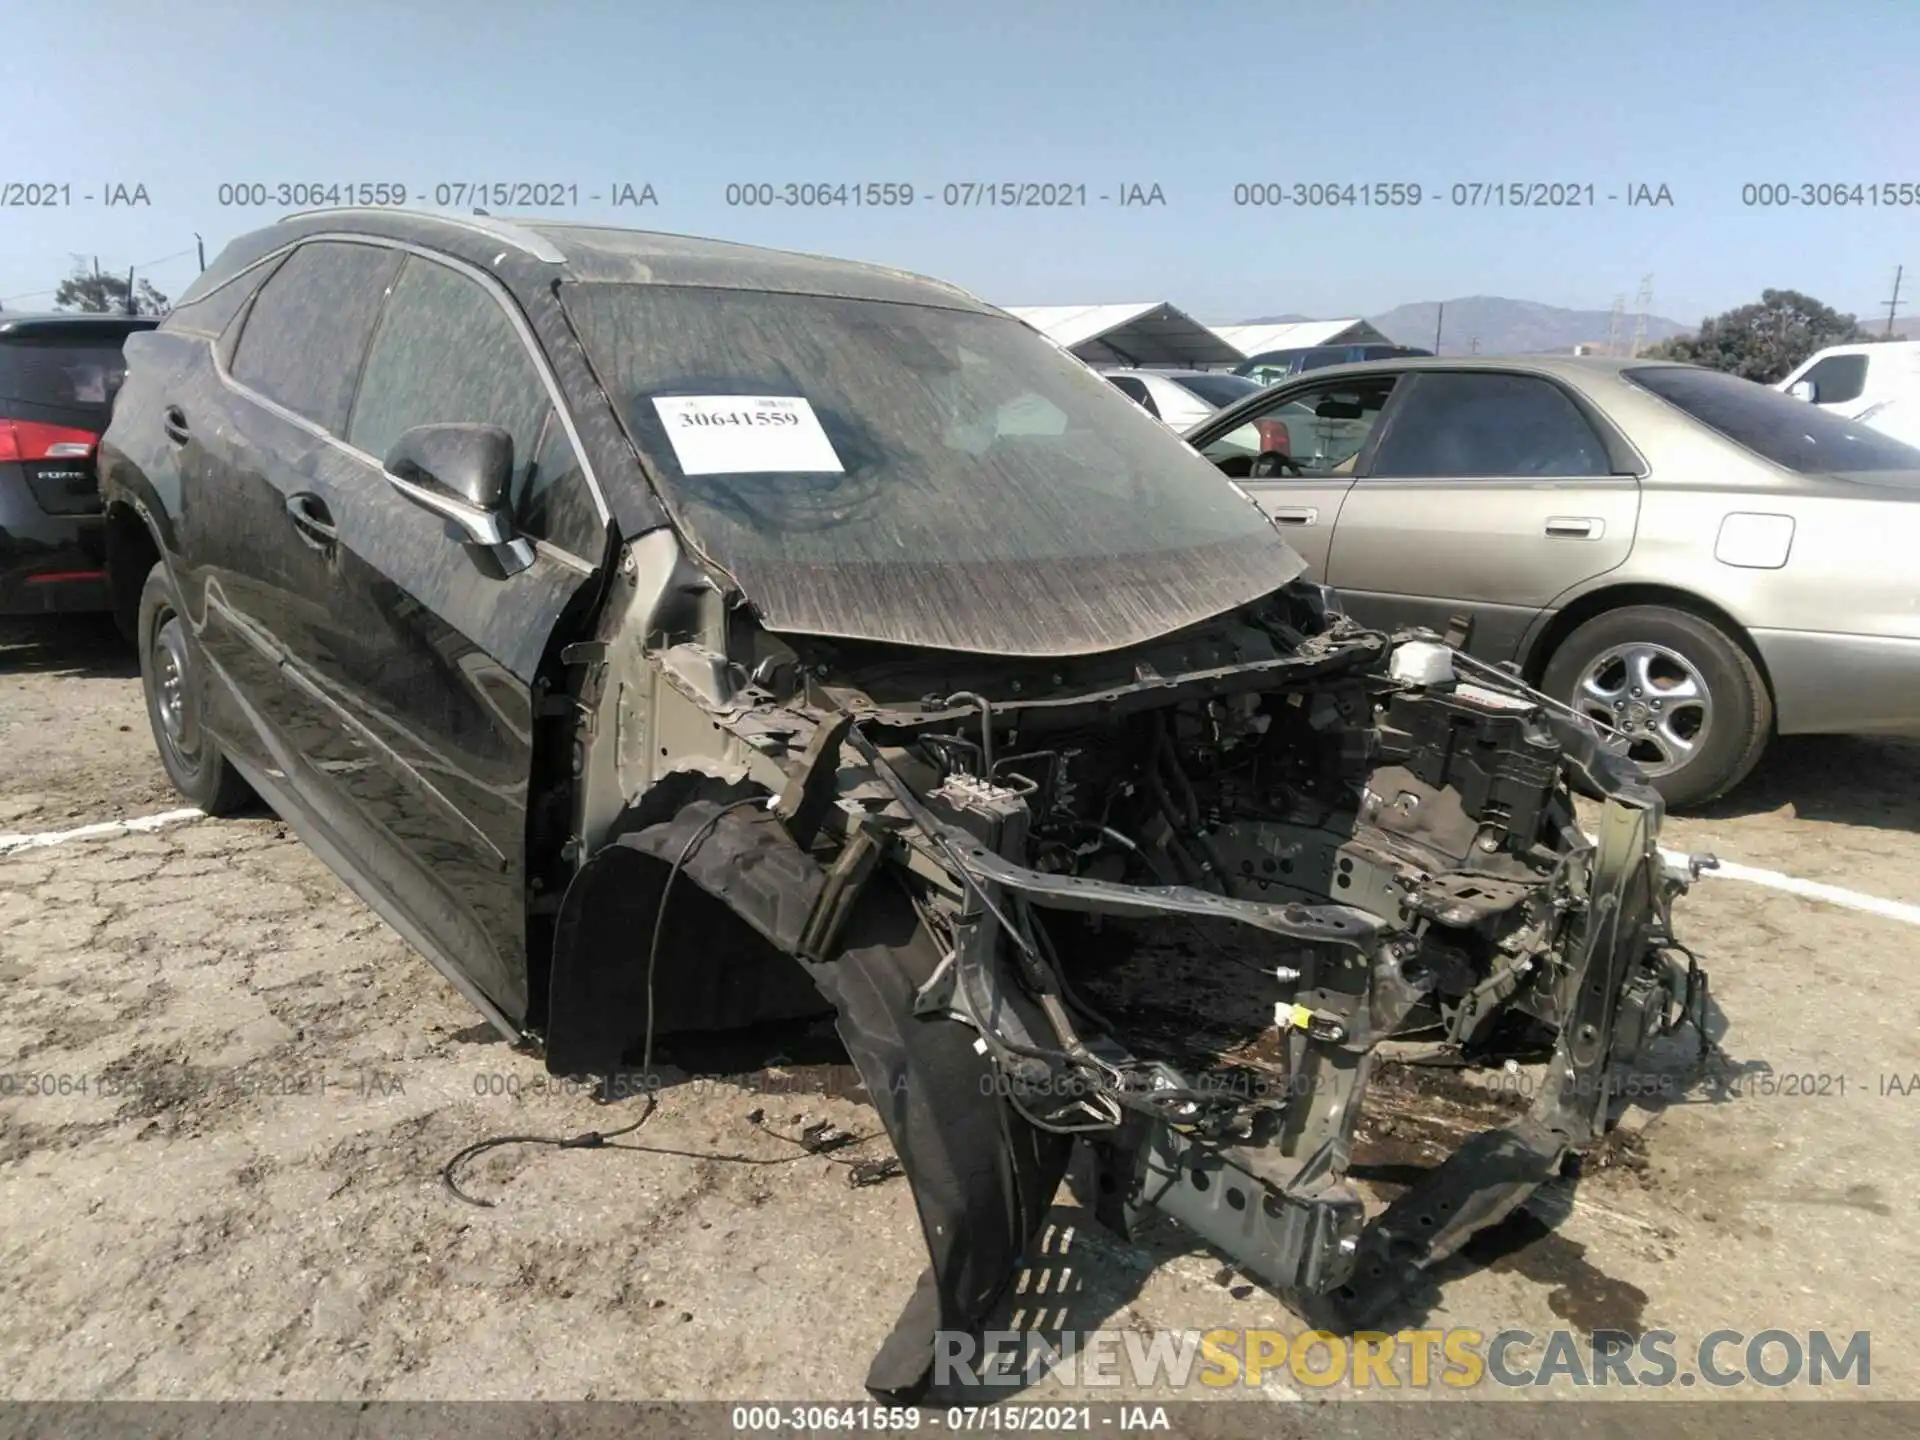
[1007,302,1245,368]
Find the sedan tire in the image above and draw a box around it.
[1543,604,1771,809]
[136,561,255,816]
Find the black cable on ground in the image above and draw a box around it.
[441,795,898,1207]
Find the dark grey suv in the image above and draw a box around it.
[99,209,1699,1399]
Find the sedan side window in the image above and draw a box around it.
[346,256,556,531]
[1367,372,1611,478]
[230,242,404,434]
[1200,377,1398,478]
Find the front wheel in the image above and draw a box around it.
[1542,604,1771,809]
[136,562,255,816]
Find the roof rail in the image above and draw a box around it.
[272,207,568,264]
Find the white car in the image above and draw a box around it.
[1777,340,1920,439]
[1098,367,1262,429]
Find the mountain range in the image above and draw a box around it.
[1236,295,1695,355]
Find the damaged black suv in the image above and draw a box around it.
[100,209,1704,1399]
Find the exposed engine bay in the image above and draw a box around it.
[541,570,1706,1401]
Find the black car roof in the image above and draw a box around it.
[176,208,999,316]
[0,312,162,340]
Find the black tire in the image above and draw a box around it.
[135,562,255,816]
[1542,604,1771,809]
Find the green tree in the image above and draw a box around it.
[52,268,170,316]
[1640,289,1879,383]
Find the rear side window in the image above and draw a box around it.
[1369,371,1611,477]
[165,257,284,341]
[1796,353,1868,406]
[231,241,404,433]
[346,257,597,554]
[1628,364,1920,474]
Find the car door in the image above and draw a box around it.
[1191,372,1401,574]
[301,251,607,1026]
[1324,369,1640,662]
[190,239,407,777]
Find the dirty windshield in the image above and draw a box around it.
[563,283,1304,655]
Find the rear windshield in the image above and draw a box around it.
[1625,364,1920,475]
[1169,373,1263,408]
[0,339,133,410]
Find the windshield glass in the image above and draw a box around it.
[1170,373,1263,408]
[1626,364,1920,476]
[564,283,1304,655]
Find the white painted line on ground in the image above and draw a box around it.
[1663,846,1920,928]
[0,807,205,857]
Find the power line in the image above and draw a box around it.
[1,243,203,307]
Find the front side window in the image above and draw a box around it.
[1200,375,1399,478]
[230,242,403,433]
[520,413,607,558]
[1367,371,1611,477]
[347,257,550,490]
[1797,353,1868,406]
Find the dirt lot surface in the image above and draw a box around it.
[3,615,1916,1405]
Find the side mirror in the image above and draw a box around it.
[382,423,516,546]
[1787,380,1816,403]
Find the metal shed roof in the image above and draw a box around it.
[1008,302,1244,367]
[1209,318,1387,355]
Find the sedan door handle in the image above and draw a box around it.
[285,491,339,548]
[1266,505,1319,525]
[161,405,190,445]
[1545,516,1602,539]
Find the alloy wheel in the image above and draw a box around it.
[1571,642,1713,776]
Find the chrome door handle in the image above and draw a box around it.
[1267,505,1318,525]
[1545,516,1602,539]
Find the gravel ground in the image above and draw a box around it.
[2,614,1916,1404]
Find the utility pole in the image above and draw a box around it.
[1884,265,1904,338]
[1606,294,1626,357]
[1432,302,1445,355]
[1469,336,1480,355]
[125,267,136,315]
[1629,273,1654,359]
[195,233,206,273]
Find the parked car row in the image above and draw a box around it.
[91,211,1706,1398]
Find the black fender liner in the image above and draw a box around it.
[546,799,1072,1399]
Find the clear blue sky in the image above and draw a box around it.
[1,0,1913,328]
